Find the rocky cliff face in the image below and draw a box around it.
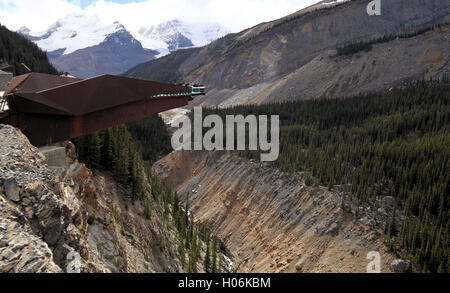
[153,151,397,273]
[0,125,182,273]
[127,0,450,107]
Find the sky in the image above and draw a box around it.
[0,0,320,33]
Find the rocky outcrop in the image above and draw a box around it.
[391,259,409,273]
[0,195,61,273]
[153,151,397,273]
[0,124,182,273]
[127,0,449,107]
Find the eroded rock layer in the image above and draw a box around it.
[154,151,396,273]
[0,125,181,273]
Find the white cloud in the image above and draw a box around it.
[0,0,320,33]
[0,0,82,31]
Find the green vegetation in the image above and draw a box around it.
[204,231,211,272]
[87,216,95,225]
[124,47,199,83]
[0,24,59,75]
[74,124,147,199]
[144,199,152,219]
[146,168,221,273]
[75,114,172,199]
[335,41,374,57]
[127,115,173,163]
[74,116,221,273]
[334,23,448,57]
[202,80,449,273]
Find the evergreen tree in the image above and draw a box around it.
[203,80,450,272]
[101,128,116,170]
[144,200,152,219]
[86,132,102,168]
[204,232,211,273]
[0,24,59,75]
[212,236,218,273]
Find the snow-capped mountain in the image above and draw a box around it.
[19,14,157,78]
[48,27,159,78]
[19,14,128,56]
[18,14,229,78]
[136,19,230,57]
[320,0,350,6]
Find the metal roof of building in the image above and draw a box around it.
[1,72,192,146]
[6,72,189,116]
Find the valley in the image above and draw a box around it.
[152,80,449,273]
[153,150,397,273]
[0,0,449,275]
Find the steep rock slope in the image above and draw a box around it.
[0,125,182,273]
[206,25,450,107]
[153,151,397,273]
[127,0,450,107]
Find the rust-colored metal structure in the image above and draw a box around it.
[0,73,192,146]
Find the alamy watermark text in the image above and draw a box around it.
[171,107,280,162]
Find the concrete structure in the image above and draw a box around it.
[0,70,13,92]
[39,146,69,168]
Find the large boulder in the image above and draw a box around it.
[4,178,20,202]
[391,259,409,273]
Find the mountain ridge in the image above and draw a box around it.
[18,15,229,78]
[47,27,159,78]
[125,0,450,107]
[136,19,229,57]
